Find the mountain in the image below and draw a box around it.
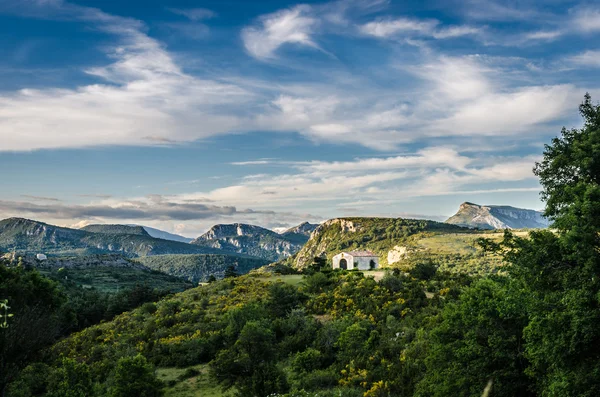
[0,218,220,257]
[280,222,319,244]
[138,226,193,243]
[81,224,150,236]
[445,202,549,230]
[291,217,466,269]
[135,254,270,283]
[191,223,306,262]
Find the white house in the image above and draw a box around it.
[36,253,47,261]
[332,251,379,270]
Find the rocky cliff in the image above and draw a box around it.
[191,223,307,262]
[445,202,549,230]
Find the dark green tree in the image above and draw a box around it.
[47,358,95,397]
[415,278,533,397]
[500,94,600,396]
[211,320,288,396]
[0,264,66,394]
[108,354,163,397]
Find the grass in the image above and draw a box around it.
[253,274,305,286]
[416,230,529,255]
[157,365,229,397]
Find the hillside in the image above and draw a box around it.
[191,223,306,261]
[0,218,221,257]
[135,254,270,283]
[290,217,504,272]
[81,224,150,236]
[9,270,474,397]
[25,254,195,293]
[445,202,549,229]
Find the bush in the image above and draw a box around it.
[108,355,163,397]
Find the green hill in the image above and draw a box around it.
[135,254,270,283]
[291,217,507,274]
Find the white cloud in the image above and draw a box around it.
[568,50,600,67]
[241,5,321,60]
[572,7,600,33]
[360,17,438,37]
[434,84,578,136]
[526,30,563,40]
[359,17,480,40]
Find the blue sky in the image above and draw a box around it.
[1,0,599,237]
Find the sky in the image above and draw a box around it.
[1,0,599,237]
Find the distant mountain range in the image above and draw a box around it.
[0,218,318,263]
[445,202,549,230]
[191,222,318,262]
[0,218,218,257]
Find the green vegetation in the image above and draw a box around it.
[136,254,270,283]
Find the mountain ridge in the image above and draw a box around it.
[445,202,549,229]
[0,218,221,257]
[191,222,311,261]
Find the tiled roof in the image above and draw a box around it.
[345,250,377,257]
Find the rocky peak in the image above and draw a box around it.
[446,202,549,230]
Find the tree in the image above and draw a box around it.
[211,320,289,396]
[499,94,600,396]
[415,278,533,397]
[0,264,67,394]
[108,354,163,397]
[47,358,95,397]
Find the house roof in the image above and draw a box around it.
[344,250,377,257]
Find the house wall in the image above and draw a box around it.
[333,254,379,270]
[333,254,355,269]
[354,257,379,270]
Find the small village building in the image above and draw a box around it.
[332,250,379,270]
[36,253,47,261]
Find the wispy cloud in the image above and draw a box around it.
[242,5,321,60]
[359,17,481,40]
[568,50,600,67]
[166,7,216,21]
[20,195,61,202]
[571,6,600,33]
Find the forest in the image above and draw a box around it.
[1,94,600,396]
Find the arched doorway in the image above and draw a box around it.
[339,258,348,270]
[369,260,376,269]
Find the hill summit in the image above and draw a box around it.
[445,202,549,229]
